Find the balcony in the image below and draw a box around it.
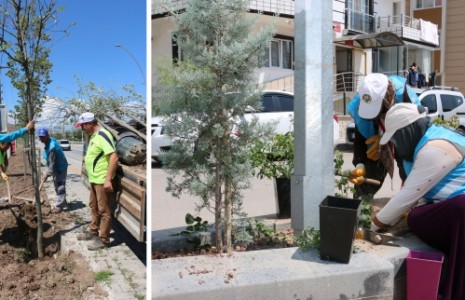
[152,0,295,16]
[339,10,439,50]
[377,14,439,47]
[344,8,376,35]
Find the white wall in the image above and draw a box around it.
[152,17,177,88]
[375,0,396,17]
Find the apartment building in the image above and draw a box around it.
[152,0,443,113]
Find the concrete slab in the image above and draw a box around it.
[152,233,444,300]
[153,246,396,300]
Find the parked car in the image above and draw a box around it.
[151,116,171,160]
[346,122,356,144]
[152,91,340,161]
[59,139,71,151]
[419,87,465,134]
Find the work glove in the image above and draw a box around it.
[366,134,380,161]
[347,163,365,185]
[1,172,8,181]
[363,229,400,247]
[363,221,401,246]
[349,176,365,186]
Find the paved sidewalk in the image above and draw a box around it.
[44,173,147,300]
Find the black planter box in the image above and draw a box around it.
[274,177,291,219]
[319,196,362,264]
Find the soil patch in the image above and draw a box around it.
[0,141,106,299]
[152,199,410,260]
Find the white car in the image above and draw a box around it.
[59,139,71,151]
[419,87,465,134]
[152,91,340,161]
[151,116,171,160]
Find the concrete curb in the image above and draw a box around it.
[152,217,442,300]
[153,235,441,300]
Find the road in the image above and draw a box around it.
[152,147,402,231]
[62,142,84,175]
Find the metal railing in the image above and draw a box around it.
[377,14,439,46]
[153,0,294,15]
[152,0,189,15]
[344,8,376,34]
[334,72,364,92]
[248,0,294,15]
[378,14,418,30]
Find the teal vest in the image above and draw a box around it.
[404,125,465,201]
[42,137,68,173]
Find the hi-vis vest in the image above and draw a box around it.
[404,125,465,201]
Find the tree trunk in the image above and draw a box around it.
[224,176,232,253]
[26,94,43,258]
[223,118,233,253]
[214,158,223,252]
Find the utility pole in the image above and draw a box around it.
[292,0,334,232]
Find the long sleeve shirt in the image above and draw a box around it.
[377,140,463,225]
[45,150,56,177]
[0,128,27,143]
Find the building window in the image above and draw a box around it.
[416,0,442,9]
[262,37,294,69]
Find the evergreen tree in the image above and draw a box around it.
[156,0,276,252]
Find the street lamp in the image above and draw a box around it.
[115,44,146,85]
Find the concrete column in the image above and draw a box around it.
[291,0,334,232]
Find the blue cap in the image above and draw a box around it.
[37,128,49,137]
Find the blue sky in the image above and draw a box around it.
[1,0,147,117]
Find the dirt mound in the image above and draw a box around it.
[0,141,106,299]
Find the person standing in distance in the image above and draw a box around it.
[38,128,68,213]
[75,112,118,250]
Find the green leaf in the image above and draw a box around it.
[185,213,195,224]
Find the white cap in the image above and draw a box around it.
[380,103,427,145]
[74,112,96,128]
[358,73,389,119]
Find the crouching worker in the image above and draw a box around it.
[38,128,68,213]
[371,103,465,300]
